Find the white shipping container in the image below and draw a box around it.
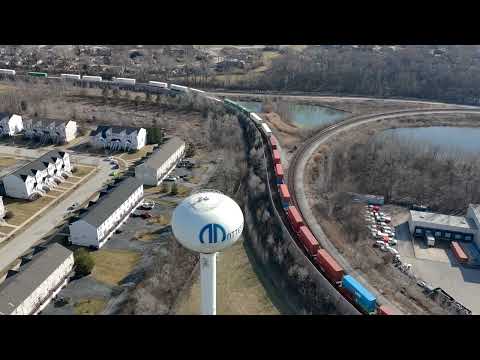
[61,74,81,80]
[250,113,263,124]
[82,75,102,82]
[0,69,15,76]
[148,81,168,88]
[169,84,189,93]
[261,123,272,136]
[189,87,205,94]
[206,96,222,103]
[112,77,136,85]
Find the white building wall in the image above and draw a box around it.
[64,121,77,142]
[69,220,99,247]
[0,197,5,219]
[10,253,74,315]
[3,175,31,199]
[9,115,23,135]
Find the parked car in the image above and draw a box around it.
[141,213,152,219]
[164,175,178,182]
[115,229,123,234]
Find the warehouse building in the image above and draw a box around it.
[0,113,23,136]
[24,118,77,144]
[0,243,74,315]
[135,137,185,186]
[90,125,147,151]
[2,150,71,199]
[69,177,143,249]
[408,204,480,246]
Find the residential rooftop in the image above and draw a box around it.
[78,177,143,227]
[0,243,72,315]
[9,150,67,179]
[90,125,142,138]
[141,137,185,170]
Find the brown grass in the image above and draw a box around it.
[147,214,171,226]
[91,249,141,286]
[71,164,95,178]
[4,196,55,226]
[0,225,15,235]
[74,298,107,315]
[119,144,156,161]
[0,157,19,168]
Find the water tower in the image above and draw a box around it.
[171,189,244,315]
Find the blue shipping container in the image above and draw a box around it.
[342,275,377,313]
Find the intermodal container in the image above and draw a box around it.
[61,73,81,80]
[315,249,344,283]
[274,163,284,184]
[28,72,48,78]
[342,275,377,314]
[170,84,189,93]
[250,113,263,125]
[298,225,319,256]
[112,77,136,85]
[0,69,16,76]
[261,123,272,136]
[82,75,102,82]
[451,241,468,263]
[287,206,303,232]
[278,184,290,208]
[272,149,281,164]
[270,136,278,150]
[378,304,395,315]
[148,81,168,88]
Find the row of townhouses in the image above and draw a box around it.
[0,113,77,144]
[3,150,71,200]
[69,177,144,249]
[90,125,147,151]
[135,137,185,186]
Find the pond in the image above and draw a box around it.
[236,100,347,128]
[377,127,480,154]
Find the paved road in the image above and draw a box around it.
[291,109,480,314]
[0,147,112,272]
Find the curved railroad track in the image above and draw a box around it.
[287,107,480,312]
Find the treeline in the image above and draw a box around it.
[190,46,480,105]
[320,132,480,213]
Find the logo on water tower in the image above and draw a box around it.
[199,223,226,244]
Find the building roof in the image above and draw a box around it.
[90,125,141,138]
[469,204,480,223]
[410,210,477,231]
[26,118,68,128]
[79,177,142,227]
[0,243,72,315]
[9,150,67,179]
[141,137,185,170]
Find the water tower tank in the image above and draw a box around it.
[171,190,244,254]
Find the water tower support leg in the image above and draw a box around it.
[200,252,216,315]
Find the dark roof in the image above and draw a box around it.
[79,177,143,227]
[9,150,67,179]
[90,125,141,138]
[0,243,72,315]
[141,137,185,170]
[0,112,11,120]
[26,118,67,127]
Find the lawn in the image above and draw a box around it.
[0,84,14,95]
[91,249,142,286]
[0,225,16,235]
[70,165,95,179]
[120,144,156,162]
[0,157,20,169]
[74,298,107,315]
[4,196,55,226]
[47,190,64,198]
[147,213,171,226]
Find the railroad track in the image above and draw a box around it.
[286,107,480,312]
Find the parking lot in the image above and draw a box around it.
[392,211,480,314]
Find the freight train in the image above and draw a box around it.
[221,97,396,315]
[0,68,395,314]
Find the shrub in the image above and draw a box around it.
[4,210,13,220]
[74,248,95,277]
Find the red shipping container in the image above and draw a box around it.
[315,249,344,283]
[287,206,304,232]
[275,163,284,179]
[270,136,278,149]
[272,149,281,164]
[451,242,468,263]
[378,305,395,315]
[298,225,319,256]
[278,184,290,202]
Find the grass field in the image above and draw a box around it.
[71,165,95,179]
[0,157,19,169]
[147,214,171,226]
[91,249,142,286]
[4,196,55,226]
[74,298,107,315]
[119,144,156,162]
[176,240,279,315]
[0,225,16,235]
[47,190,64,198]
[0,84,14,95]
